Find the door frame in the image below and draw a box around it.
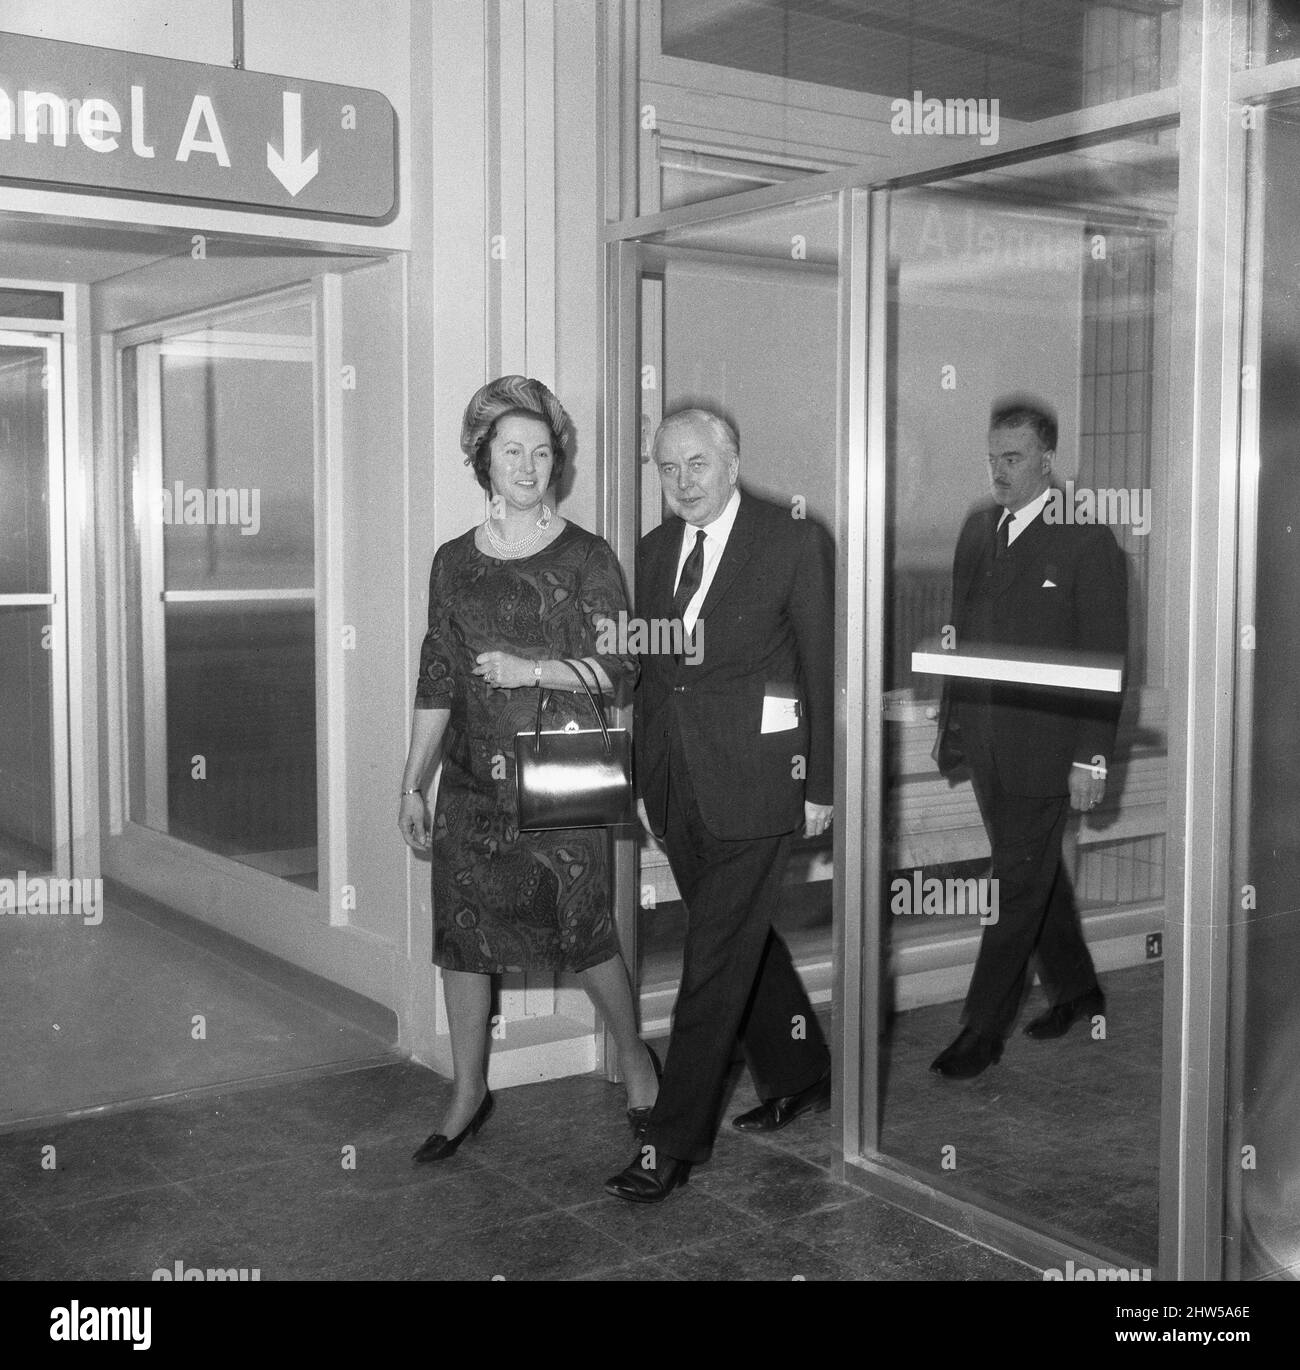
[106,284,328,927]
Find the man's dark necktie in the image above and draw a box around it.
[995,514,1011,560]
[672,529,706,621]
[671,529,706,664]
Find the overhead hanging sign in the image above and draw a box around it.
[0,33,396,219]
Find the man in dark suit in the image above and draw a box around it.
[930,399,1128,1080]
[604,407,835,1202]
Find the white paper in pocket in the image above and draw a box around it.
[760,695,800,734]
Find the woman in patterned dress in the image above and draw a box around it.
[398,376,659,1160]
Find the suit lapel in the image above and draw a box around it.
[647,519,685,618]
[957,506,1000,607]
[990,504,1054,599]
[697,492,756,618]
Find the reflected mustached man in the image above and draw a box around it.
[604,407,835,1202]
[930,399,1128,1080]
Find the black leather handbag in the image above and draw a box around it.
[514,659,634,831]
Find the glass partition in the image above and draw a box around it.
[612,0,1290,1278]
[1225,103,1300,1282]
[122,294,320,888]
[627,195,842,1033]
[867,129,1178,1264]
[0,334,67,879]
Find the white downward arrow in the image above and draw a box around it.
[267,91,319,196]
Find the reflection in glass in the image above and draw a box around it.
[877,138,1175,1262]
[662,0,1181,119]
[1250,0,1300,63]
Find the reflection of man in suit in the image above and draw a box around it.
[930,400,1128,1080]
[604,408,835,1202]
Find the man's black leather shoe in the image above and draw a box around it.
[930,1027,1004,1079]
[603,1149,691,1204]
[731,1070,832,1132]
[1023,989,1105,1040]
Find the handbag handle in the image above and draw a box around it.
[531,659,612,755]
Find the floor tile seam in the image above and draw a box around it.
[566,1257,680,1281]
[2,1203,84,1263]
[14,1173,210,1218]
[661,1219,865,1279]
[764,1205,975,1269]
[556,1191,771,1257]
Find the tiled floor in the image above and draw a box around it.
[881,963,1162,1264]
[0,894,395,1126]
[0,1058,1038,1282]
[0,877,1160,1281]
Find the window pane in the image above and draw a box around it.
[162,603,318,887]
[126,294,319,889]
[873,131,1176,1264]
[0,288,62,320]
[1226,104,1300,1281]
[0,606,54,875]
[0,345,50,596]
[1249,0,1300,63]
[634,195,840,1011]
[158,349,314,593]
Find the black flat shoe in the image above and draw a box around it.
[604,1148,690,1204]
[930,1027,1004,1079]
[732,1069,832,1132]
[412,1090,493,1163]
[626,1042,663,1139]
[1023,989,1105,1040]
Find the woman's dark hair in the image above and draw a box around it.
[471,408,568,492]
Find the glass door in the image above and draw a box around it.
[0,331,69,883]
[857,130,1179,1268]
[121,294,320,888]
[610,196,843,1037]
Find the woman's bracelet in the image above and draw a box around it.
[401,787,422,798]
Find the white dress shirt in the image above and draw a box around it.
[673,487,742,632]
[998,487,1104,778]
[996,485,1052,545]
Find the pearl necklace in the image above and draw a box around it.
[482,504,553,558]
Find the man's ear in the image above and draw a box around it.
[1041,449,1055,474]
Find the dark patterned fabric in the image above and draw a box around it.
[414,521,636,973]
